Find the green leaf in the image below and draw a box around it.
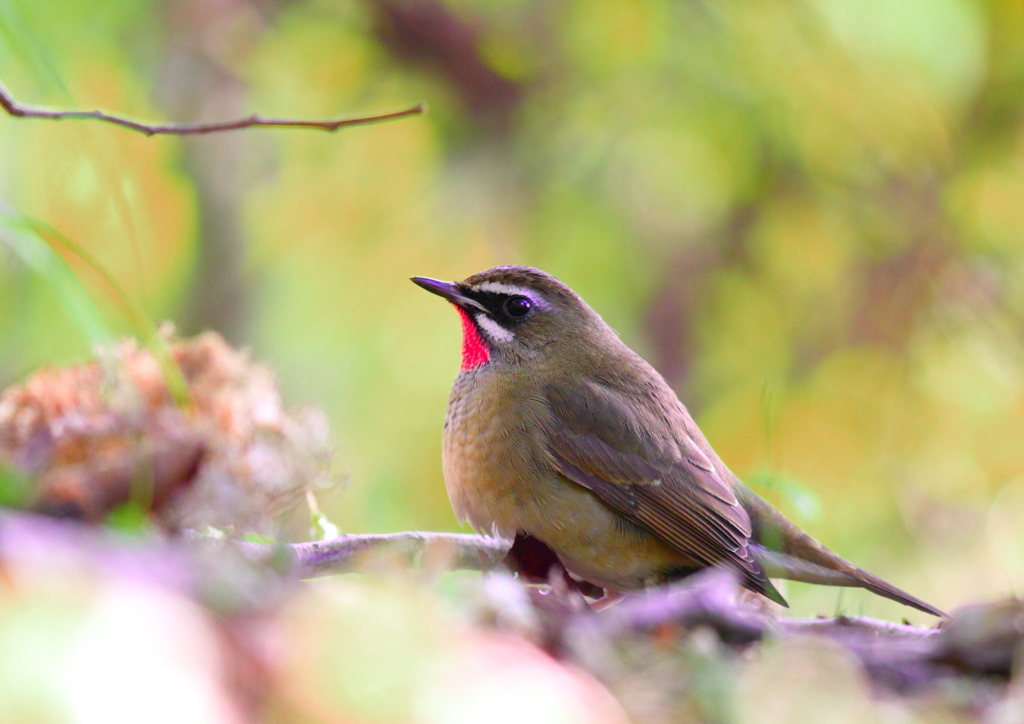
[105,500,153,535]
[0,463,30,508]
[242,532,279,545]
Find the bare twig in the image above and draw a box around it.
[0,81,425,137]
[782,614,946,692]
[221,531,510,577]
[555,568,976,695]
[592,568,771,645]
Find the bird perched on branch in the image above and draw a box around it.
[413,266,944,617]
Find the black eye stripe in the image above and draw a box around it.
[463,289,537,321]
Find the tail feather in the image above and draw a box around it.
[752,545,946,617]
[855,569,946,617]
[736,484,946,617]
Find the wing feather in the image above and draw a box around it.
[542,380,782,602]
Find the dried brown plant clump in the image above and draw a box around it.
[0,328,336,538]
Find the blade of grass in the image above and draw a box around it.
[0,0,151,320]
[0,209,111,347]
[19,215,191,407]
[0,209,191,406]
[0,0,69,94]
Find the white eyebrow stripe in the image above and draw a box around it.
[468,281,550,311]
[470,281,534,297]
[474,314,514,343]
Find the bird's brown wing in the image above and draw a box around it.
[542,379,785,604]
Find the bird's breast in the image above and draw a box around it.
[442,370,538,537]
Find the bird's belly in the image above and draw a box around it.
[521,484,700,590]
[443,379,695,590]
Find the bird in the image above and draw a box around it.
[412,266,944,617]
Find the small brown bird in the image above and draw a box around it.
[413,266,944,616]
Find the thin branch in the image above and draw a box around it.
[556,568,968,695]
[0,81,425,137]
[222,531,511,577]
[591,568,771,645]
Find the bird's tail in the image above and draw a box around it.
[736,485,946,617]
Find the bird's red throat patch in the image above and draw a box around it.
[455,306,490,371]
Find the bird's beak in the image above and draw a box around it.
[411,277,488,314]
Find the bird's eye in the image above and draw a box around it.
[504,295,532,318]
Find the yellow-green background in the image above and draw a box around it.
[2,0,1023,623]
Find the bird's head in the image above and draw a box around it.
[412,266,608,371]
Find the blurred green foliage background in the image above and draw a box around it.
[1,0,1023,623]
